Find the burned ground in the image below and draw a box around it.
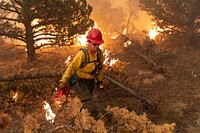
[0,41,200,132]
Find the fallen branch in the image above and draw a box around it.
[47,124,74,133]
[0,73,61,82]
[108,121,126,131]
[104,75,157,108]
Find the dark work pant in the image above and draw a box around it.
[72,79,98,117]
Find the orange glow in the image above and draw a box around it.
[149,28,158,40]
[122,28,127,35]
[76,22,99,45]
[77,34,87,45]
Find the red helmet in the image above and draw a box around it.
[86,28,104,44]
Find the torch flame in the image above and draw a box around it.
[43,101,56,123]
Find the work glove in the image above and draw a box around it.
[54,83,70,106]
[58,82,71,96]
[96,81,104,89]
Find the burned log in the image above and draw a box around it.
[0,73,61,82]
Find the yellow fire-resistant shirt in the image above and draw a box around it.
[60,47,104,84]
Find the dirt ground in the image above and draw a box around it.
[1,40,200,132]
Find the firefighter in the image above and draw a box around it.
[59,28,104,118]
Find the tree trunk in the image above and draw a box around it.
[25,22,36,62]
[185,27,195,46]
[185,17,196,46]
[126,15,132,34]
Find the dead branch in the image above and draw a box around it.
[47,124,74,133]
[115,31,133,41]
[133,49,157,66]
[108,121,126,131]
[4,44,25,52]
[115,31,160,72]
[104,75,157,108]
[99,112,112,120]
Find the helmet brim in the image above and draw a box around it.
[86,37,104,44]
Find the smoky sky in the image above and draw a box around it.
[87,0,152,31]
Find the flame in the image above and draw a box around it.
[123,28,127,35]
[103,50,118,67]
[103,50,110,65]
[31,19,101,47]
[149,28,158,40]
[43,101,56,123]
[77,34,87,45]
[12,92,18,102]
[124,40,132,47]
[109,58,118,67]
[59,44,119,69]
[31,19,39,26]
[110,35,118,39]
[65,56,71,65]
[31,19,53,46]
[77,22,99,45]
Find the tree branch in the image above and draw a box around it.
[0,17,20,23]
[0,32,25,42]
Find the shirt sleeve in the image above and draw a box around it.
[60,50,84,84]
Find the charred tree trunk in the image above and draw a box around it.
[23,3,36,63]
[185,27,195,46]
[25,21,36,62]
[185,17,196,46]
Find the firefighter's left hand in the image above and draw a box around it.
[59,82,66,90]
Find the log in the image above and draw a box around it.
[0,73,61,82]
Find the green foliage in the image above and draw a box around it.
[0,0,94,61]
[139,0,200,45]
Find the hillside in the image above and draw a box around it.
[0,41,200,132]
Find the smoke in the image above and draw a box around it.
[109,0,126,8]
[87,0,153,32]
